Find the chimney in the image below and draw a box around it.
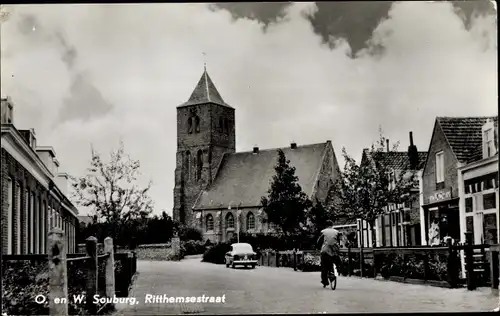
[291,142,297,149]
[1,96,14,124]
[386,139,390,152]
[253,146,259,154]
[56,173,69,195]
[408,131,419,170]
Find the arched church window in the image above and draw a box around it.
[196,150,203,181]
[194,116,200,133]
[188,117,193,134]
[247,212,255,230]
[206,214,214,231]
[224,118,229,133]
[226,213,234,229]
[218,118,223,133]
[185,151,191,181]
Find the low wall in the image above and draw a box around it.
[134,240,181,261]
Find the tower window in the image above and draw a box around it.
[194,116,200,133]
[185,151,191,181]
[196,150,203,181]
[188,117,193,134]
[224,118,229,133]
[218,118,223,133]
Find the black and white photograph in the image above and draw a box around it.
[0,1,498,315]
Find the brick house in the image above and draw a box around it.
[172,68,342,242]
[420,116,497,246]
[359,132,427,247]
[1,96,79,255]
[457,117,498,246]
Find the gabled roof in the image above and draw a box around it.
[193,142,330,210]
[362,149,428,171]
[178,68,233,108]
[437,116,498,163]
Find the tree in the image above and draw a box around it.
[330,130,419,247]
[70,141,154,247]
[260,149,312,241]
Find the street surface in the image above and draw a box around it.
[113,258,498,314]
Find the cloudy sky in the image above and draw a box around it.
[0,2,497,216]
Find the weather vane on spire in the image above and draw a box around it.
[203,52,207,71]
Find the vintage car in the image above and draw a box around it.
[225,243,258,269]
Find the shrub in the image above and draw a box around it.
[202,243,231,264]
[2,260,49,316]
[178,226,203,241]
[182,240,206,256]
[297,253,321,272]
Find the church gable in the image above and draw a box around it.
[193,142,334,210]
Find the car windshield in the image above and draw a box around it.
[232,244,253,253]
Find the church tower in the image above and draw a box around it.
[173,68,236,225]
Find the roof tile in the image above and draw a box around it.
[194,142,328,210]
[437,116,498,163]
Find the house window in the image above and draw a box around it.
[483,193,496,210]
[206,214,214,231]
[15,183,22,255]
[7,178,13,254]
[24,189,29,254]
[247,212,255,230]
[435,151,444,183]
[226,213,234,229]
[485,129,494,158]
[465,197,473,213]
[30,193,34,254]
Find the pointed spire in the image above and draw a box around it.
[179,66,232,108]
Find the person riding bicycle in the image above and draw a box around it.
[317,220,342,288]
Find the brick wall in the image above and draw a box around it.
[422,121,459,203]
[1,148,77,254]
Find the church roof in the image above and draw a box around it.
[178,68,233,108]
[193,142,330,210]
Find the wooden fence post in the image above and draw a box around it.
[48,228,68,316]
[423,251,429,282]
[86,236,98,314]
[446,238,458,288]
[104,237,115,300]
[347,247,352,276]
[464,232,475,290]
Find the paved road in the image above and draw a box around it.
[114,258,499,315]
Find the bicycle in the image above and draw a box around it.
[327,262,338,290]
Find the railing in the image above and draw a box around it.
[257,233,493,291]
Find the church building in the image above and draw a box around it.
[173,68,341,242]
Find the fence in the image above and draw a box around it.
[257,233,499,291]
[2,228,138,316]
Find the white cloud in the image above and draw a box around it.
[1,2,496,216]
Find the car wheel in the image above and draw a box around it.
[232,262,236,269]
[225,259,230,268]
[251,264,256,269]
